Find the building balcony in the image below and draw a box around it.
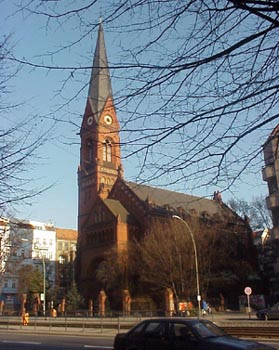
[262,164,275,181]
[266,194,279,209]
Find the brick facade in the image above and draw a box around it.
[77,23,258,309]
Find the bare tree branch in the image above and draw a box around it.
[8,0,279,194]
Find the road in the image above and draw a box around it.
[0,331,114,350]
[0,328,278,350]
[0,312,279,349]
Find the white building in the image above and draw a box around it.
[0,219,56,310]
[0,218,10,290]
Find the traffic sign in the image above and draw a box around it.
[244,287,252,295]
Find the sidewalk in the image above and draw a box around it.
[0,311,264,337]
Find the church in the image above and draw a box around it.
[76,22,259,312]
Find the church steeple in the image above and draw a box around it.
[78,21,122,229]
[86,20,113,122]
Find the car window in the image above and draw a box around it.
[144,322,165,337]
[170,323,196,341]
[129,322,146,336]
[192,321,226,339]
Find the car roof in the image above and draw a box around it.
[138,318,207,325]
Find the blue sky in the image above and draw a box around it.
[1,2,270,229]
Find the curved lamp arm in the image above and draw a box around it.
[172,215,201,318]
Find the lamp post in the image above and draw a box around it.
[34,245,47,318]
[172,215,201,318]
[42,253,46,318]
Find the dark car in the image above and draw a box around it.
[114,318,275,350]
[256,302,279,320]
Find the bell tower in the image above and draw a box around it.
[78,21,123,230]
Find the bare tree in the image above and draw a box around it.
[9,1,279,193]
[135,220,197,302]
[17,265,39,295]
[96,246,129,291]
[97,217,257,304]
[0,34,53,215]
[228,195,272,229]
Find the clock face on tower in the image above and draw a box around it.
[104,115,113,125]
[87,116,94,125]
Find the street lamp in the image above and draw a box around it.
[42,253,46,318]
[34,245,47,318]
[172,215,201,318]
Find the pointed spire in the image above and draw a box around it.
[87,20,113,121]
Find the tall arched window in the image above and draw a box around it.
[103,139,112,162]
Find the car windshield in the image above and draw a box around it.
[192,321,227,339]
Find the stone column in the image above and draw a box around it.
[21,294,27,315]
[61,298,66,315]
[0,300,4,316]
[165,288,175,317]
[122,289,131,316]
[220,293,225,312]
[32,293,40,316]
[88,299,93,317]
[98,289,107,317]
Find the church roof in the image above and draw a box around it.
[87,21,112,121]
[104,198,133,223]
[125,181,233,219]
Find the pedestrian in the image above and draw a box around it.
[22,312,29,326]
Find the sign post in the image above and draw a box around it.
[244,287,252,319]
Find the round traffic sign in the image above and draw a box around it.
[244,287,252,295]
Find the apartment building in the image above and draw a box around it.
[0,219,56,309]
[56,228,77,298]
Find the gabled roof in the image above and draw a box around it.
[87,21,113,121]
[56,228,78,241]
[125,181,233,219]
[103,198,134,224]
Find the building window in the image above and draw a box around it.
[103,139,112,162]
[87,139,94,163]
[101,177,105,184]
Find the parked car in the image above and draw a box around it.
[114,318,275,350]
[256,302,279,320]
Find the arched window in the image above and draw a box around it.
[103,139,112,162]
